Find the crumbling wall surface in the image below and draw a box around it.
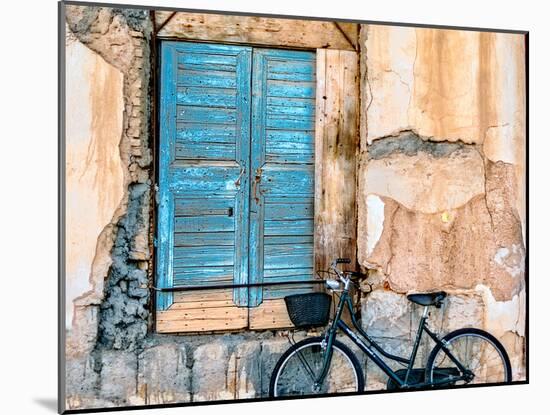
[63,6,301,411]
[66,329,309,410]
[64,4,158,410]
[65,25,125,343]
[64,5,526,409]
[65,5,153,357]
[357,25,526,387]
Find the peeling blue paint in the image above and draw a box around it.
[157,42,316,313]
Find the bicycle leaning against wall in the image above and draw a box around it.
[269,258,512,397]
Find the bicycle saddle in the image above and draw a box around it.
[406,291,447,307]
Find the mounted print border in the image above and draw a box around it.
[59,0,528,413]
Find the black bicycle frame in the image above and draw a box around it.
[315,289,470,389]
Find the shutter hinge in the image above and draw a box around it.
[153,237,158,248]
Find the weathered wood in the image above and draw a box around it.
[155,11,177,34]
[169,299,235,310]
[156,12,356,51]
[159,289,247,332]
[248,49,317,308]
[173,231,235,247]
[334,23,359,50]
[174,288,233,303]
[314,49,359,273]
[156,305,248,333]
[175,197,235,216]
[157,42,253,312]
[173,269,233,286]
[157,43,359,332]
[249,299,294,330]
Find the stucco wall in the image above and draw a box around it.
[62,5,526,411]
[65,27,125,331]
[357,24,526,384]
[63,7,300,410]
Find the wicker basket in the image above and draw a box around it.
[284,292,332,328]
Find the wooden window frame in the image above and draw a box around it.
[152,11,359,333]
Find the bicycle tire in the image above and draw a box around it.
[269,336,365,397]
[425,328,512,386]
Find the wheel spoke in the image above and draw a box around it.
[271,339,362,397]
[427,330,511,387]
[294,347,319,383]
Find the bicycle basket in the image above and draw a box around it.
[284,292,332,329]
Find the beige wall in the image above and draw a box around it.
[65,27,125,329]
[62,6,527,408]
[358,25,526,381]
[361,25,526,239]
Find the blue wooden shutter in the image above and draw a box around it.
[156,42,252,311]
[248,49,316,306]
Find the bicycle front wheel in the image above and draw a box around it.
[269,337,364,397]
[426,328,512,386]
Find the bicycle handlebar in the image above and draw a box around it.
[327,258,368,292]
[330,257,351,270]
[328,258,352,290]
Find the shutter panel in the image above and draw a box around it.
[156,42,252,332]
[314,49,359,273]
[248,49,317,329]
[155,44,359,333]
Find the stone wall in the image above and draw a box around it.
[63,5,526,411]
[66,330,317,409]
[357,24,526,386]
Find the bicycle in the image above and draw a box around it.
[269,258,512,397]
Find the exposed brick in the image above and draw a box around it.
[129,117,141,129]
[130,138,142,147]
[127,127,140,138]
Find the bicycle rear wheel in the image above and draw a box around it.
[426,328,512,386]
[269,337,364,397]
